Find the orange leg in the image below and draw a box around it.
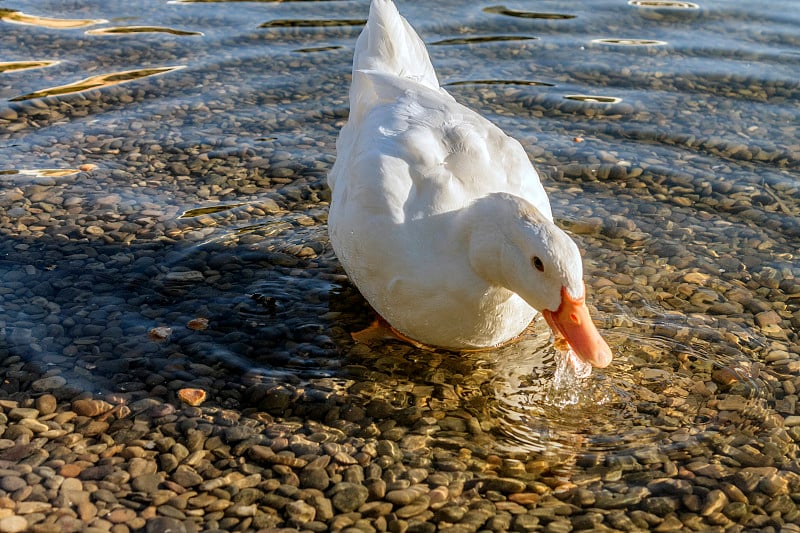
[351,316,433,350]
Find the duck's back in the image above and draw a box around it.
[329,0,550,214]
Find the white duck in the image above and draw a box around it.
[328,0,612,367]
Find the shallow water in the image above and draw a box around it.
[1,0,799,493]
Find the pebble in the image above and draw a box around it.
[286,500,316,525]
[701,489,728,516]
[330,483,369,513]
[31,376,67,391]
[0,476,26,492]
[482,477,527,494]
[0,517,28,533]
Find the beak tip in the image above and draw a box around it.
[590,348,613,368]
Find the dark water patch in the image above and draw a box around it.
[86,25,203,36]
[431,35,537,45]
[483,6,576,20]
[9,66,186,101]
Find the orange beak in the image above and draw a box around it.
[542,285,612,368]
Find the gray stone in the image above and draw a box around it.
[132,473,162,494]
[31,376,67,392]
[330,482,369,513]
[482,477,527,494]
[701,489,728,516]
[300,467,330,490]
[171,465,203,487]
[146,517,186,533]
[639,496,678,516]
[0,475,26,492]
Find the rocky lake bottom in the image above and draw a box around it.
[1,0,799,531]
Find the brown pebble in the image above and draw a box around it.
[107,508,137,523]
[60,464,83,478]
[148,326,172,341]
[36,394,58,415]
[178,388,207,406]
[755,310,782,328]
[712,368,739,386]
[72,399,114,417]
[187,317,209,331]
[509,493,541,505]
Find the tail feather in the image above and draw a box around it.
[330,0,442,192]
[352,0,439,91]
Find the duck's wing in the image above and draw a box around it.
[344,70,553,221]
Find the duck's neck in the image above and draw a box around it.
[463,193,524,289]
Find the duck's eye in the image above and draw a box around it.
[532,256,544,272]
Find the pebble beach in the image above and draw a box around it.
[1,0,799,532]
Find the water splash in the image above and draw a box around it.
[548,349,593,407]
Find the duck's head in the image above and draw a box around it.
[471,193,612,368]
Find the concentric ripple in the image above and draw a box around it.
[475,312,774,466]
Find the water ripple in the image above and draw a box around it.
[563,94,623,103]
[483,6,576,20]
[293,45,343,53]
[260,18,366,28]
[431,35,537,46]
[0,61,59,74]
[171,0,337,2]
[9,66,186,102]
[629,0,700,8]
[592,38,668,46]
[86,26,203,36]
[444,79,555,88]
[479,311,775,463]
[0,9,106,29]
[0,167,95,179]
